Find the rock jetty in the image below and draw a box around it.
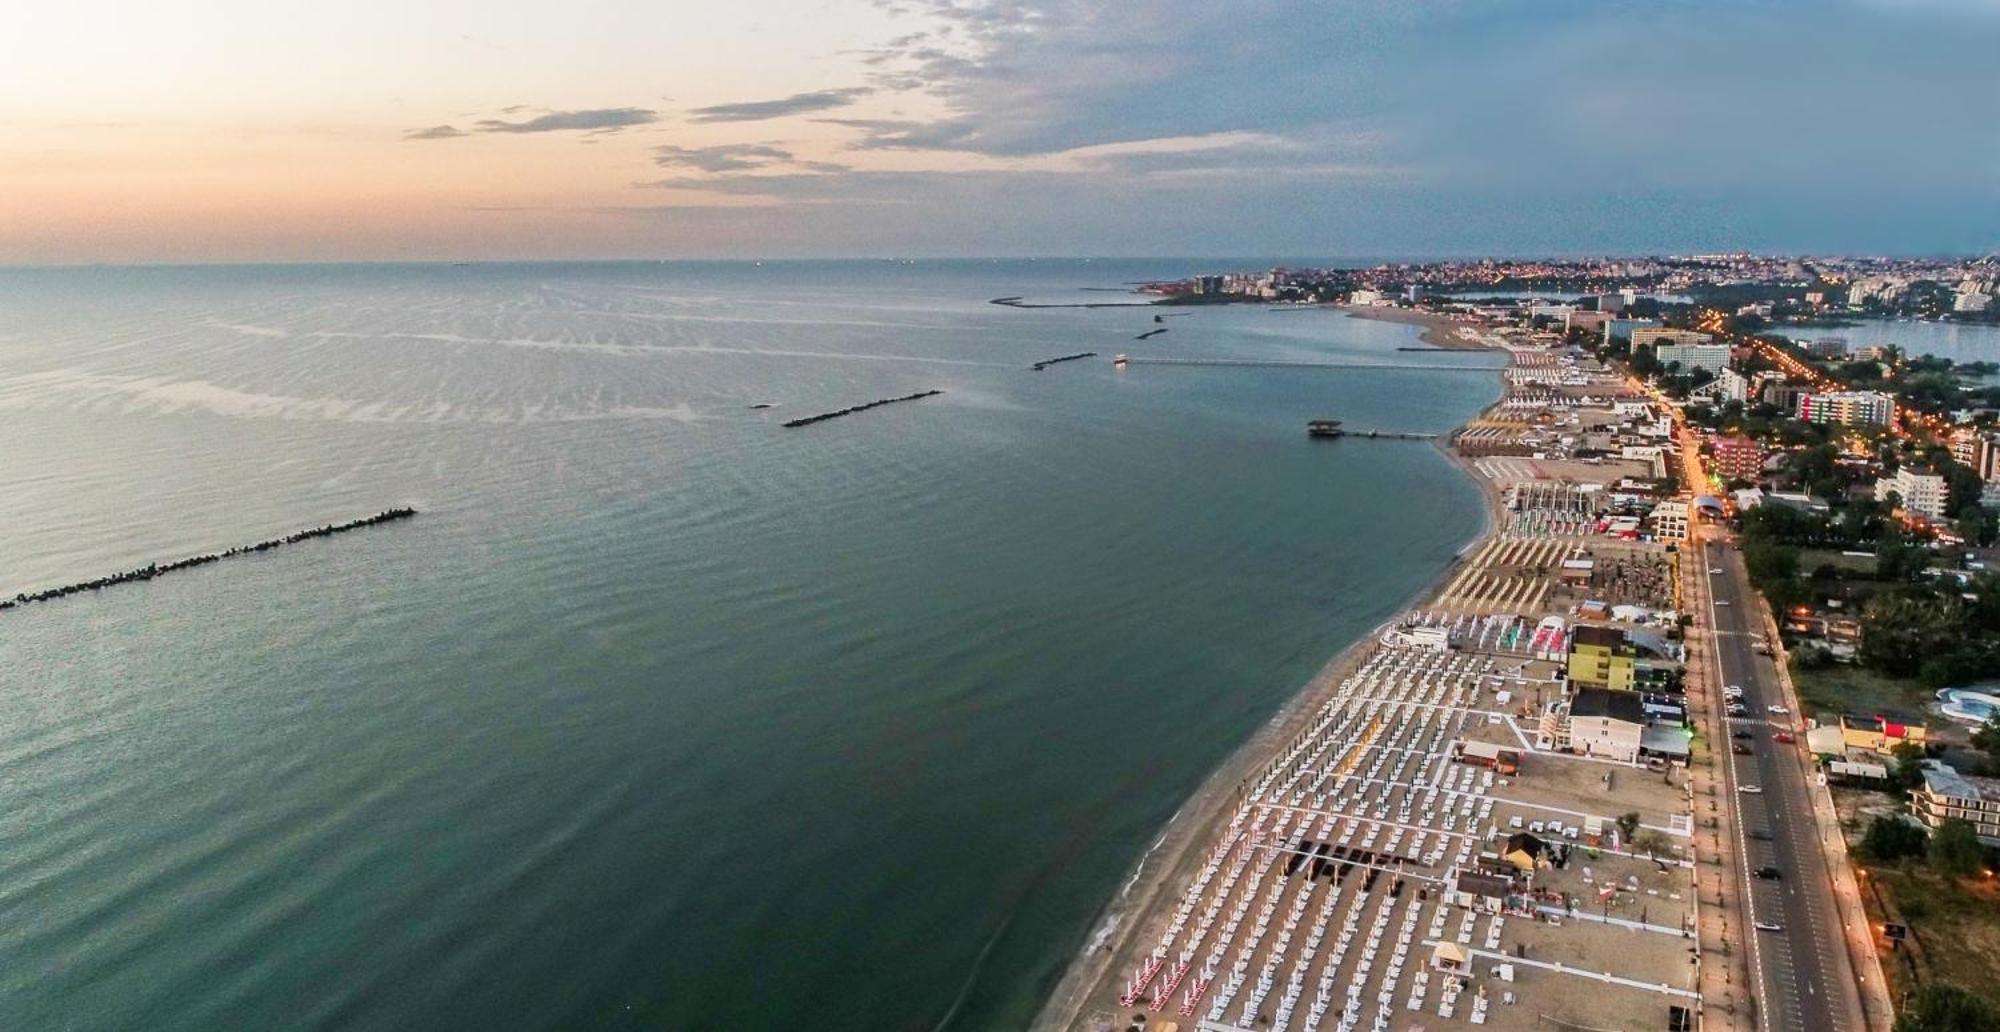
[781,390,943,428]
[0,507,419,613]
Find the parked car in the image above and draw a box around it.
[1767,705,1791,715]
[1773,732,1796,744]
[1732,744,1753,755]
[1709,568,1724,575]
[1738,785,1763,794]
[1755,921,1783,932]
[1756,866,1782,880]
[1716,599,1731,606]
[1731,731,1754,740]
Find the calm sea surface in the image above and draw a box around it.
[0,260,1498,1030]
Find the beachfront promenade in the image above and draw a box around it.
[1041,613,1706,1032]
[1040,334,1735,1032]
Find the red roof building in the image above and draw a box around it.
[1711,435,1765,483]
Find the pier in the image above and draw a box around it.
[781,389,943,428]
[1119,357,1505,373]
[988,295,1156,310]
[1305,419,1439,441]
[1031,352,1096,371]
[0,508,418,614]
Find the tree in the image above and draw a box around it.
[1929,817,1986,878]
[1858,815,1927,862]
[1957,504,1998,548]
[1896,982,2000,1032]
[1976,717,2000,774]
[1921,644,2000,694]
[1616,811,1641,842]
[1860,592,1964,677]
[1890,743,1929,791]
[1874,532,1930,583]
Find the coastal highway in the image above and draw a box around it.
[1702,536,1867,1032]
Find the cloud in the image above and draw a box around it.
[651,143,848,174]
[404,124,468,140]
[424,1,2000,257]
[473,107,658,134]
[815,117,979,151]
[684,88,873,123]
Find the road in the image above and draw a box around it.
[1701,536,1868,1032]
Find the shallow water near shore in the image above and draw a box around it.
[0,260,1493,1030]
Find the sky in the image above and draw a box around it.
[2,0,1997,263]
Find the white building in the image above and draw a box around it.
[1632,329,1728,373]
[1798,390,1896,427]
[1913,760,2000,847]
[1878,467,1950,521]
[1950,431,2000,483]
[1648,499,1689,541]
[1540,688,1645,763]
[1714,367,1750,403]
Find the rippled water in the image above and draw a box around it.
[0,260,1494,1030]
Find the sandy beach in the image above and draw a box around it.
[1032,349,1510,1031]
[1336,304,1497,350]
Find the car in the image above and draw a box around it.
[1755,921,1784,932]
[1709,568,1724,575]
[1767,705,1791,715]
[1755,866,1782,880]
[1715,599,1731,606]
[1732,744,1753,755]
[1738,785,1763,794]
[1774,732,1796,744]
[1530,821,1546,834]
[1509,815,1524,829]
[1732,731,1753,740]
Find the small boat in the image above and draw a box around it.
[1113,353,1129,368]
[749,403,774,409]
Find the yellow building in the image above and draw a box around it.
[1567,624,1637,691]
[1838,713,1928,756]
[1500,832,1554,872]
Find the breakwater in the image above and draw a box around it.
[1031,353,1096,371]
[781,390,943,428]
[1120,358,1506,373]
[1,508,418,613]
[988,296,1157,310]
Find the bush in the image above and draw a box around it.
[1930,818,1987,879]
[1895,982,2000,1032]
[1859,816,1927,863]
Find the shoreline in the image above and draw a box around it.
[1334,303,1497,350]
[1030,337,1510,1031]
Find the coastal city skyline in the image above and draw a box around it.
[7,0,2000,263]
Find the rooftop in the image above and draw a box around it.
[1919,759,2000,801]
[1571,686,1647,724]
